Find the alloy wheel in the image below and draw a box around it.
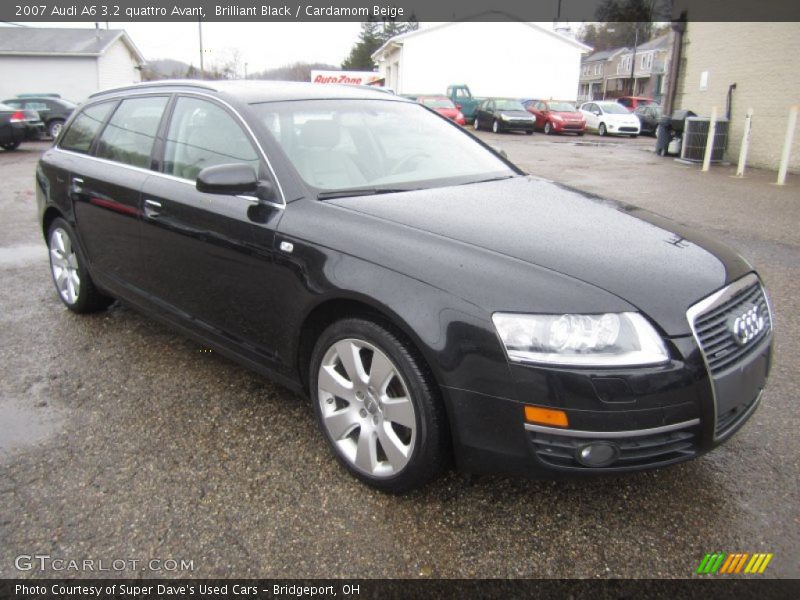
[49,227,80,305]
[317,338,416,478]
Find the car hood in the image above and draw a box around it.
[552,111,584,120]
[499,110,533,119]
[434,107,459,118]
[328,176,750,336]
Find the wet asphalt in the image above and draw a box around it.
[0,136,798,579]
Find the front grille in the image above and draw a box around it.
[692,282,771,375]
[529,428,697,471]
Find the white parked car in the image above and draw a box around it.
[580,101,641,137]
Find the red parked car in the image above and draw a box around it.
[617,96,658,112]
[522,99,585,135]
[417,95,466,126]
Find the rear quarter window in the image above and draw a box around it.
[60,102,115,154]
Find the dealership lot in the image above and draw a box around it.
[0,136,798,578]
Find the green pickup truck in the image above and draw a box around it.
[445,84,484,123]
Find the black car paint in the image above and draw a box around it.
[3,97,75,137]
[36,82,771,478]
[474,100,535,133]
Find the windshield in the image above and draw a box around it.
[600,103,630,114]
[495,100,526,111]
[420,97,456,109]
[251,99,515,193]
[548,102,577,112]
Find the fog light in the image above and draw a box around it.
[575,442,619,467]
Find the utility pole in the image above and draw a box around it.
[198,19,204,79]
[630,25,639,95]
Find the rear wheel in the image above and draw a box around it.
[310,318,449,493]
[47,218,113,313]
[48,119,65,140]
[598,123,607,136]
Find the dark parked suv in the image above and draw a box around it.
[36,81,773,492]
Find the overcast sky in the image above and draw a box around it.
[1,21,575,74]
[2,21,368,72]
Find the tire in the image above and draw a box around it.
[577,132,585,137]
[525,129,533,135]
[1,141,21,151]
[630,134,638,138]
[544,121,552,135]
[310,317,450,493]
[47,218,113,313]
[47,119,65,140]
[473,116,480,131]
[492,119,500,134]
[598,123,607,136]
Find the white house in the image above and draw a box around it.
[0,27,146,102]
[371,21,592,100]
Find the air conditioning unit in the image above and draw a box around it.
[681,117,729,162]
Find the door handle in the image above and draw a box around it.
[144,199,162,218]
[71,177,84,194]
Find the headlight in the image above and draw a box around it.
[492,312,669,367]
[500,114,509,121]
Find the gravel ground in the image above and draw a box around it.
[0,135,798,579]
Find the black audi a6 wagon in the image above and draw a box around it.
[36,81,773,492]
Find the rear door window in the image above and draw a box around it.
[60,102,115,154]
[95,96,168,169]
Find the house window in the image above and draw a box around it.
[640,53,653,71]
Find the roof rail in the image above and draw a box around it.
[89,80,218,98]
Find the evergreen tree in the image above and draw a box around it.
[341,19,419,71]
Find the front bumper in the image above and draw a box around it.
[553,120,586,133]
[442,274,773,477]
[501,119,535,132]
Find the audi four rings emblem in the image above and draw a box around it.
[729,304,765,346]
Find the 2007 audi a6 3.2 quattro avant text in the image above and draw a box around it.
[36,81,774,492]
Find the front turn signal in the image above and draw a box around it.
[524,405,569,428]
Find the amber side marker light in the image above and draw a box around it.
[524,406,569,427]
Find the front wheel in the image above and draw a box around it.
[47,218,113,313]
[473,116,480,131]
[598,123,607,136]
[310,318,449,493]
[525,129,533,135]
[492,119,500,133]
[630,134,638,138]
[544,121,552,135]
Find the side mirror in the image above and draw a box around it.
[456,104,462,110]
[491,146,508,159]
[197,163,258,195]
[594,111,602,116]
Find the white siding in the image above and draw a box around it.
[377,23,585,99]
[97,38,141,93]
[0,56,98,102]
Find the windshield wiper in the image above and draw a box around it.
[317,188,412,200]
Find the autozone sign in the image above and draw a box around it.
[311,70,384,86]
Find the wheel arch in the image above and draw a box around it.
[41,205,64,240]
[296,295,441,397]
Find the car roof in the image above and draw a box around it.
[89,80,410,104]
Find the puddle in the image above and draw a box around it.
[572,141,617,147]
[0,244,47,267]
[0,395,64,457]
